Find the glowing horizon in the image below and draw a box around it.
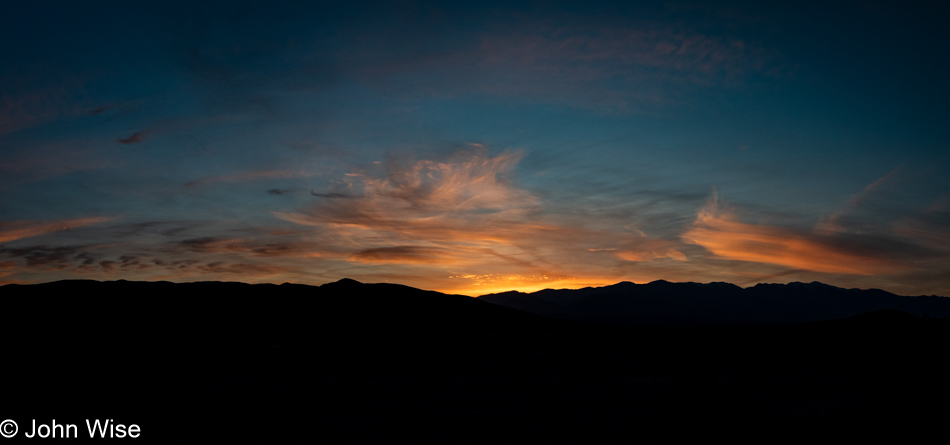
[1,2,948,297]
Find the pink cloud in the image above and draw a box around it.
[0,217,114,244]
[682,198,904,275]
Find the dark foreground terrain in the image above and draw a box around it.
[2,279,950,443]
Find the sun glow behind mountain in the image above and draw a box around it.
[1,1,948,297]
[443,274,619,296]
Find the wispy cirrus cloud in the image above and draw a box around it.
[479,25,776,84]
[409,20,785,110]
[350,246,457,264]
[681,196,929,275]
[195,262,289,276]
[893,197,950,252]
[175,236,322,259]
[277,152,541,272]
[274,151,553,252]
[0,245,88,270]
[165,3,783,114]
[0,261,22,286]
[616,246,687,262]
[0,217,114,244]
[814,166,903,234]
[0,71,91,136]
[272,149,685,293]
[0,232,316,284]
[0,144,113,188]
[274,150,542,241]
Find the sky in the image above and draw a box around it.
[1,0,948,296]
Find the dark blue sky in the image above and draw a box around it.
[2,0,948,295]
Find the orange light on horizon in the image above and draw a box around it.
[438,273,617,296]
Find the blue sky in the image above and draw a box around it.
[2,0,948,295]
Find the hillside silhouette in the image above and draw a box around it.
[479,280,950,325]
[3,278,950,443]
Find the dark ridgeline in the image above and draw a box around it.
[478,280,950,325]
[1,279,566,443]
[2,279,950,443]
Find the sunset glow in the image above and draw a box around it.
[1,2,947,295]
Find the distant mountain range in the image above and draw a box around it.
[0,278,561,344]
[4,278,950,442]
[3,278,947,332]
[478,280,950,326]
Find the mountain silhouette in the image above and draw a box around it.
[4,278,950,443]
[2,278,576,442]
[0,278,562,344]
[479,280,950,325]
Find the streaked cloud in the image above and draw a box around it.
[310,191,354,198]
[616,248,687,262]
[273,151,556,270]
[176,236,322,258]
[353,20,779,112]
[195,262,289,276]
[479,25,776,85]
[271,149,688,293]
[814,166,903,234]
[613,236,688,262]
[682,197,916,275]
[0,217,114,244]
[893,198,950,252]
[0,245,85,270]
[0,261,20,286]
[350,246,457,264]
[2,2,946,298]
[0,73,90,136]
[0,145,113,187]
[274,150,542,246]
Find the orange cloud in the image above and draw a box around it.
[365,151,537,210]
[273,151,591,282]
[682,199,902,275]
[273,151,551,250]
[0,217,114,244]
[271,150,701,293]
[0,261,23,286]
[0,261,15,279]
